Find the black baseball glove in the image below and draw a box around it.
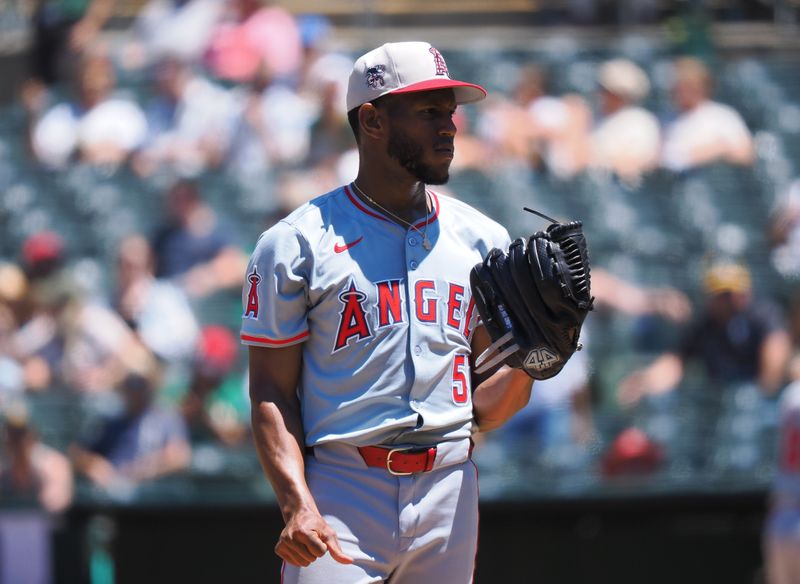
[469,208,594,380]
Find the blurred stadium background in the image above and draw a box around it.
[2,1,800,583]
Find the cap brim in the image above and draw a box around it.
[390,79,487,104]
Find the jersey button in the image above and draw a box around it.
[409,260,418,270]
[409,238,417,246]
[414,345,422,356]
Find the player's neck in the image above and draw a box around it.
[352,173,429,225]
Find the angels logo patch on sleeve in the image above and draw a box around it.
[244,267,261,319]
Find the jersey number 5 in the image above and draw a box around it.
[452,354,470,405]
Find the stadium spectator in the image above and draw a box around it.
[151,178,247,297]
[8,234,67,393]
[134,56,236,178]
[13,267,152,393]
[0,262,32,344]
[29,0,115,85]
[476,64,590,177]
[305,71,355,169]
[0,264,30,406]
[483,269,690,460]
[591,268,692,323]
[476,64,547,166]
[600,427,663,477]
[176,325,248,445]
[661,57,755,172]
[70,370,191,492]
[0,400,73,584]
[296,18,351,102]
[618,263,791,407]
[29,52,148,170]
[203,0,302,84]
[0,400,73,513]
[125,0,224,68]
[113,234,200,363]
[225,58,316,177]
[19,231,66,283]
[485,339,594,463]
[590,58,661,184]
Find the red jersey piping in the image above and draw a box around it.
[240,331,310,346]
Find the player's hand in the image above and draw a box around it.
[276,509,354,567]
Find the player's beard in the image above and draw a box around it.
[386,123,450,185]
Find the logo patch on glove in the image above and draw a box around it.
[524,347,561,371]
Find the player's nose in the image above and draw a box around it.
[438,117,457,137]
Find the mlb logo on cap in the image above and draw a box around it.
[346,42,487,112]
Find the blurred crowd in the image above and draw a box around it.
[1,0,800,532]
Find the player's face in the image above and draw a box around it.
[383,90,457,185]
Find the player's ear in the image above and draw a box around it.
[358,103,385,140]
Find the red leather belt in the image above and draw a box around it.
[358,445,437,476]
[305,441,473,475]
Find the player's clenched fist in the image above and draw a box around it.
[276,509,354,567]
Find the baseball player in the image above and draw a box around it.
[242,42,535,583]
[765,381,800,584]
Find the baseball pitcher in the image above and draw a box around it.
[241,42,592,584]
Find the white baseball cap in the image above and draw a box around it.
[346,42,487,112]
[598,59,651,103]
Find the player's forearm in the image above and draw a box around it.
[251,398,318,520]
[472,367,533,432]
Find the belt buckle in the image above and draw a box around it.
[386,447,414,476]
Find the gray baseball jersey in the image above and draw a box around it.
[241,184,511,447]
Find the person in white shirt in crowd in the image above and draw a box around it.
[590,58,661,184]
[134,56,237,177]
[30,51,148,170]
[661,56,755,172]
[113,234,200,364]
[225,58,316,177]
[476,64,590,178]
[522,64,592,179]
[125,0,224,68]
[11,235,153,394]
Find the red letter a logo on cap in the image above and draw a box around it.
[245,268,261,318]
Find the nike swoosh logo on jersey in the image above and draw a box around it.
[334,237,364,253]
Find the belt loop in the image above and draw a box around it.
[424,447,436,472]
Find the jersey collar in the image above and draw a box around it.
[344,184,440,230]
